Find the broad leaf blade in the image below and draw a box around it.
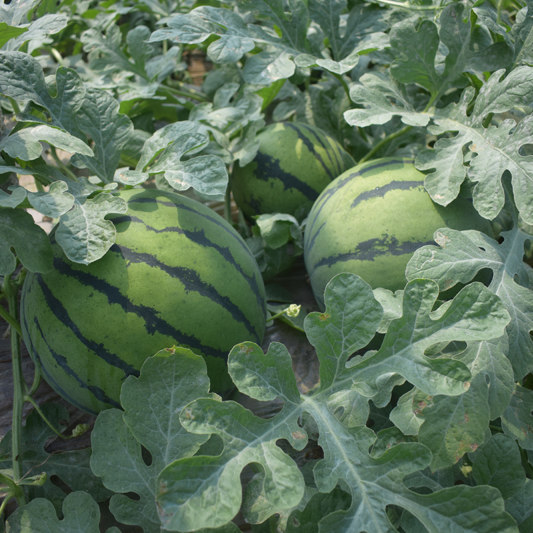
[91,349,213,532]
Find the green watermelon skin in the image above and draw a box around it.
[304,158,493,308]
[21,189,266,413]
[231,121,355,220]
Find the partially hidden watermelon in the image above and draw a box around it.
[20,188,267,413]
[304,158,493,308]
[231,121,355,221]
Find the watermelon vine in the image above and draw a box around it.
[0,1,532,532]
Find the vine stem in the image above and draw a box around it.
[358,125,412,164]
[162,84,209,103]
[50,147,78,181]
[3,274,25,505]
[0,304,21,336]
[331,72,352,102]
[224,184,233,225]
[23,396,71,440]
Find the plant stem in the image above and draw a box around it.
[224,184,233,225]
[23,396,70,440]
[50,147,78,181]
[0,305,22,336]
[162,83,209,103]
[3,275,25,505]
[358,125,412,164]
[331,72,352,102]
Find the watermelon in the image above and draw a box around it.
[231,121,355,221]
[304,158,493,308]
[20,189,267,413]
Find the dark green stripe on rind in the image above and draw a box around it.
[52,254,230,359]
[285,122,335,180]
[350,180,422,210]
[304,158,410,243]
[20,285,120,413]
[112,213,265,315]
[252,150,319,200]
[308,237,435,275]
[125,195,256,261]
[35,273,139,375]
[114,244,262,340]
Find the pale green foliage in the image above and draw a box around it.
[151,274,514,532]
[0,1,532,531]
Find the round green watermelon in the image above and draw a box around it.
[231,121,355,221]
[21,188,267,413]
[304,158,493,308]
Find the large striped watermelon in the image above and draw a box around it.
[231,122,355,221]
[20,189,266,413]
[304,158,493,308]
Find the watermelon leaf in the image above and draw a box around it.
[26,180,75,219]
[0,207,53,274]
[135,120,228,200]
[156,273,514,532]
[0,403,109,509]
[0,0,67,53]
[90,348,215,532]
[416,73,533,224]
[0,22,27,49]
[406,225,533,379]
[150,1,389,82]
[6,491,105,533]
[347,279,510,401]
[500,385,533,451]
[0,52,133,183]
[470,433,526,500]
[54,191,127,265]
[344,71,431,128]
[0,124,93,161]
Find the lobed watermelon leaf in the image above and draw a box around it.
[6,491,111,533]
[406,225,533,379]
[401,223,532,467]
[133,120,228,200]
[156,273,514,532]
[150,1,388,83]
[0,403,109,511]
[0,0,67,53]
[90,348,215,532]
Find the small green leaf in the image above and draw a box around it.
[7,491,101,533]
[0,187,27,208]
[0,125,93,161]
[0,22,27,48]
[345,71,430,128]
[255,213,302,250]
[27,180,75,218]
[0,207,53,274]
[390,18,441,95]
[243,50,295,85]
[54,192,127,264]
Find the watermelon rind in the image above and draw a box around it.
[231,121,355,221]
[304,158,493,308]
[21,188,267,413]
